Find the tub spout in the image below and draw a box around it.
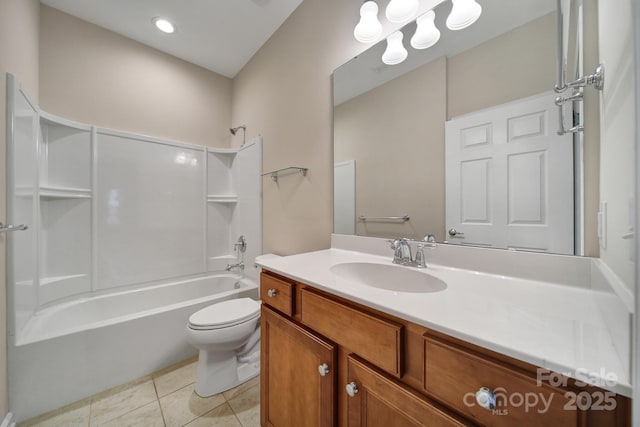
[225,262,244,272]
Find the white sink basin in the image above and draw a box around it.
[330,262,447,293]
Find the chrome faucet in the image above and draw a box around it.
[388,237,436,269]
[226,235,247,272]
[390,239,412,265]
[225,261,244,272]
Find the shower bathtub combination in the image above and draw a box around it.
[5,75,263,421]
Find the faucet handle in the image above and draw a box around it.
[235,235,247,253]
[388,238,410,265]
[414,244,427,268]
[423,234,437,243]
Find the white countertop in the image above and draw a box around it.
[256,247,632,397]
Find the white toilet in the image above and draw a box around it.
[185,298,261,397]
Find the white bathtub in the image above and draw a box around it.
[8,273,258,422]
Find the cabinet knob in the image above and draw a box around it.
[475,387,496,410]
[318,363,330,377]
[267,289,278,297]
[346,382,359,397]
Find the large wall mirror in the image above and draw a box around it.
[333,0,600,257]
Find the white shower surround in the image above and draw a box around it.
[6,75,263,422]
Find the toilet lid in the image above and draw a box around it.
[188,298,260,329]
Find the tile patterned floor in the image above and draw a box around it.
[20,357,260,427]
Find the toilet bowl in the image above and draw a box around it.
[185,297,261,397]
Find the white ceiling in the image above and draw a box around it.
[40,0,304,78]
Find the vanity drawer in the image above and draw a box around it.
[300,288,403,377]
[424,335,580,427]
[346,354,472,427]
[260,272,294,316]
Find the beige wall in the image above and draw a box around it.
[0,0,40,416]
[231,0,363,255]
[447,13,555,118]
[40,5,232,148]
[335,58,447,240]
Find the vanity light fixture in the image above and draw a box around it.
[385,0,419,24]
[446,0,482,30]
[410,10,440,49]
[352,0,480,64]
[354,1,383,43]
[153,17,175,34]
[382,31,408,65]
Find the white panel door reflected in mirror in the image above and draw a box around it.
[445,91,574,254]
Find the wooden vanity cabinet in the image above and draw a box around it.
[259,270,631,427]
[261,305,337,427]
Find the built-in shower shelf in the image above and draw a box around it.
[40,274,88,286]
[207,148,238,155]
[207,195,238,203]
[40,186,92,200]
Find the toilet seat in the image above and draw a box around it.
[188,298,260,331]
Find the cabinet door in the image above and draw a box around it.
[261,305,337,427]
[346,355,472,427]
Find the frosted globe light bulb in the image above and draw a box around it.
[385,0,419,24]
[382,31,408,65]
[354,1,383,43]
[446,0,482,31]
[411,10,440,49]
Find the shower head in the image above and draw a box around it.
[229,125,247,146]
[229,125,246,135]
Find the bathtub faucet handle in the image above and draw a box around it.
[234,235,247,253]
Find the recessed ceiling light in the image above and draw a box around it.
[153,17,175,34]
